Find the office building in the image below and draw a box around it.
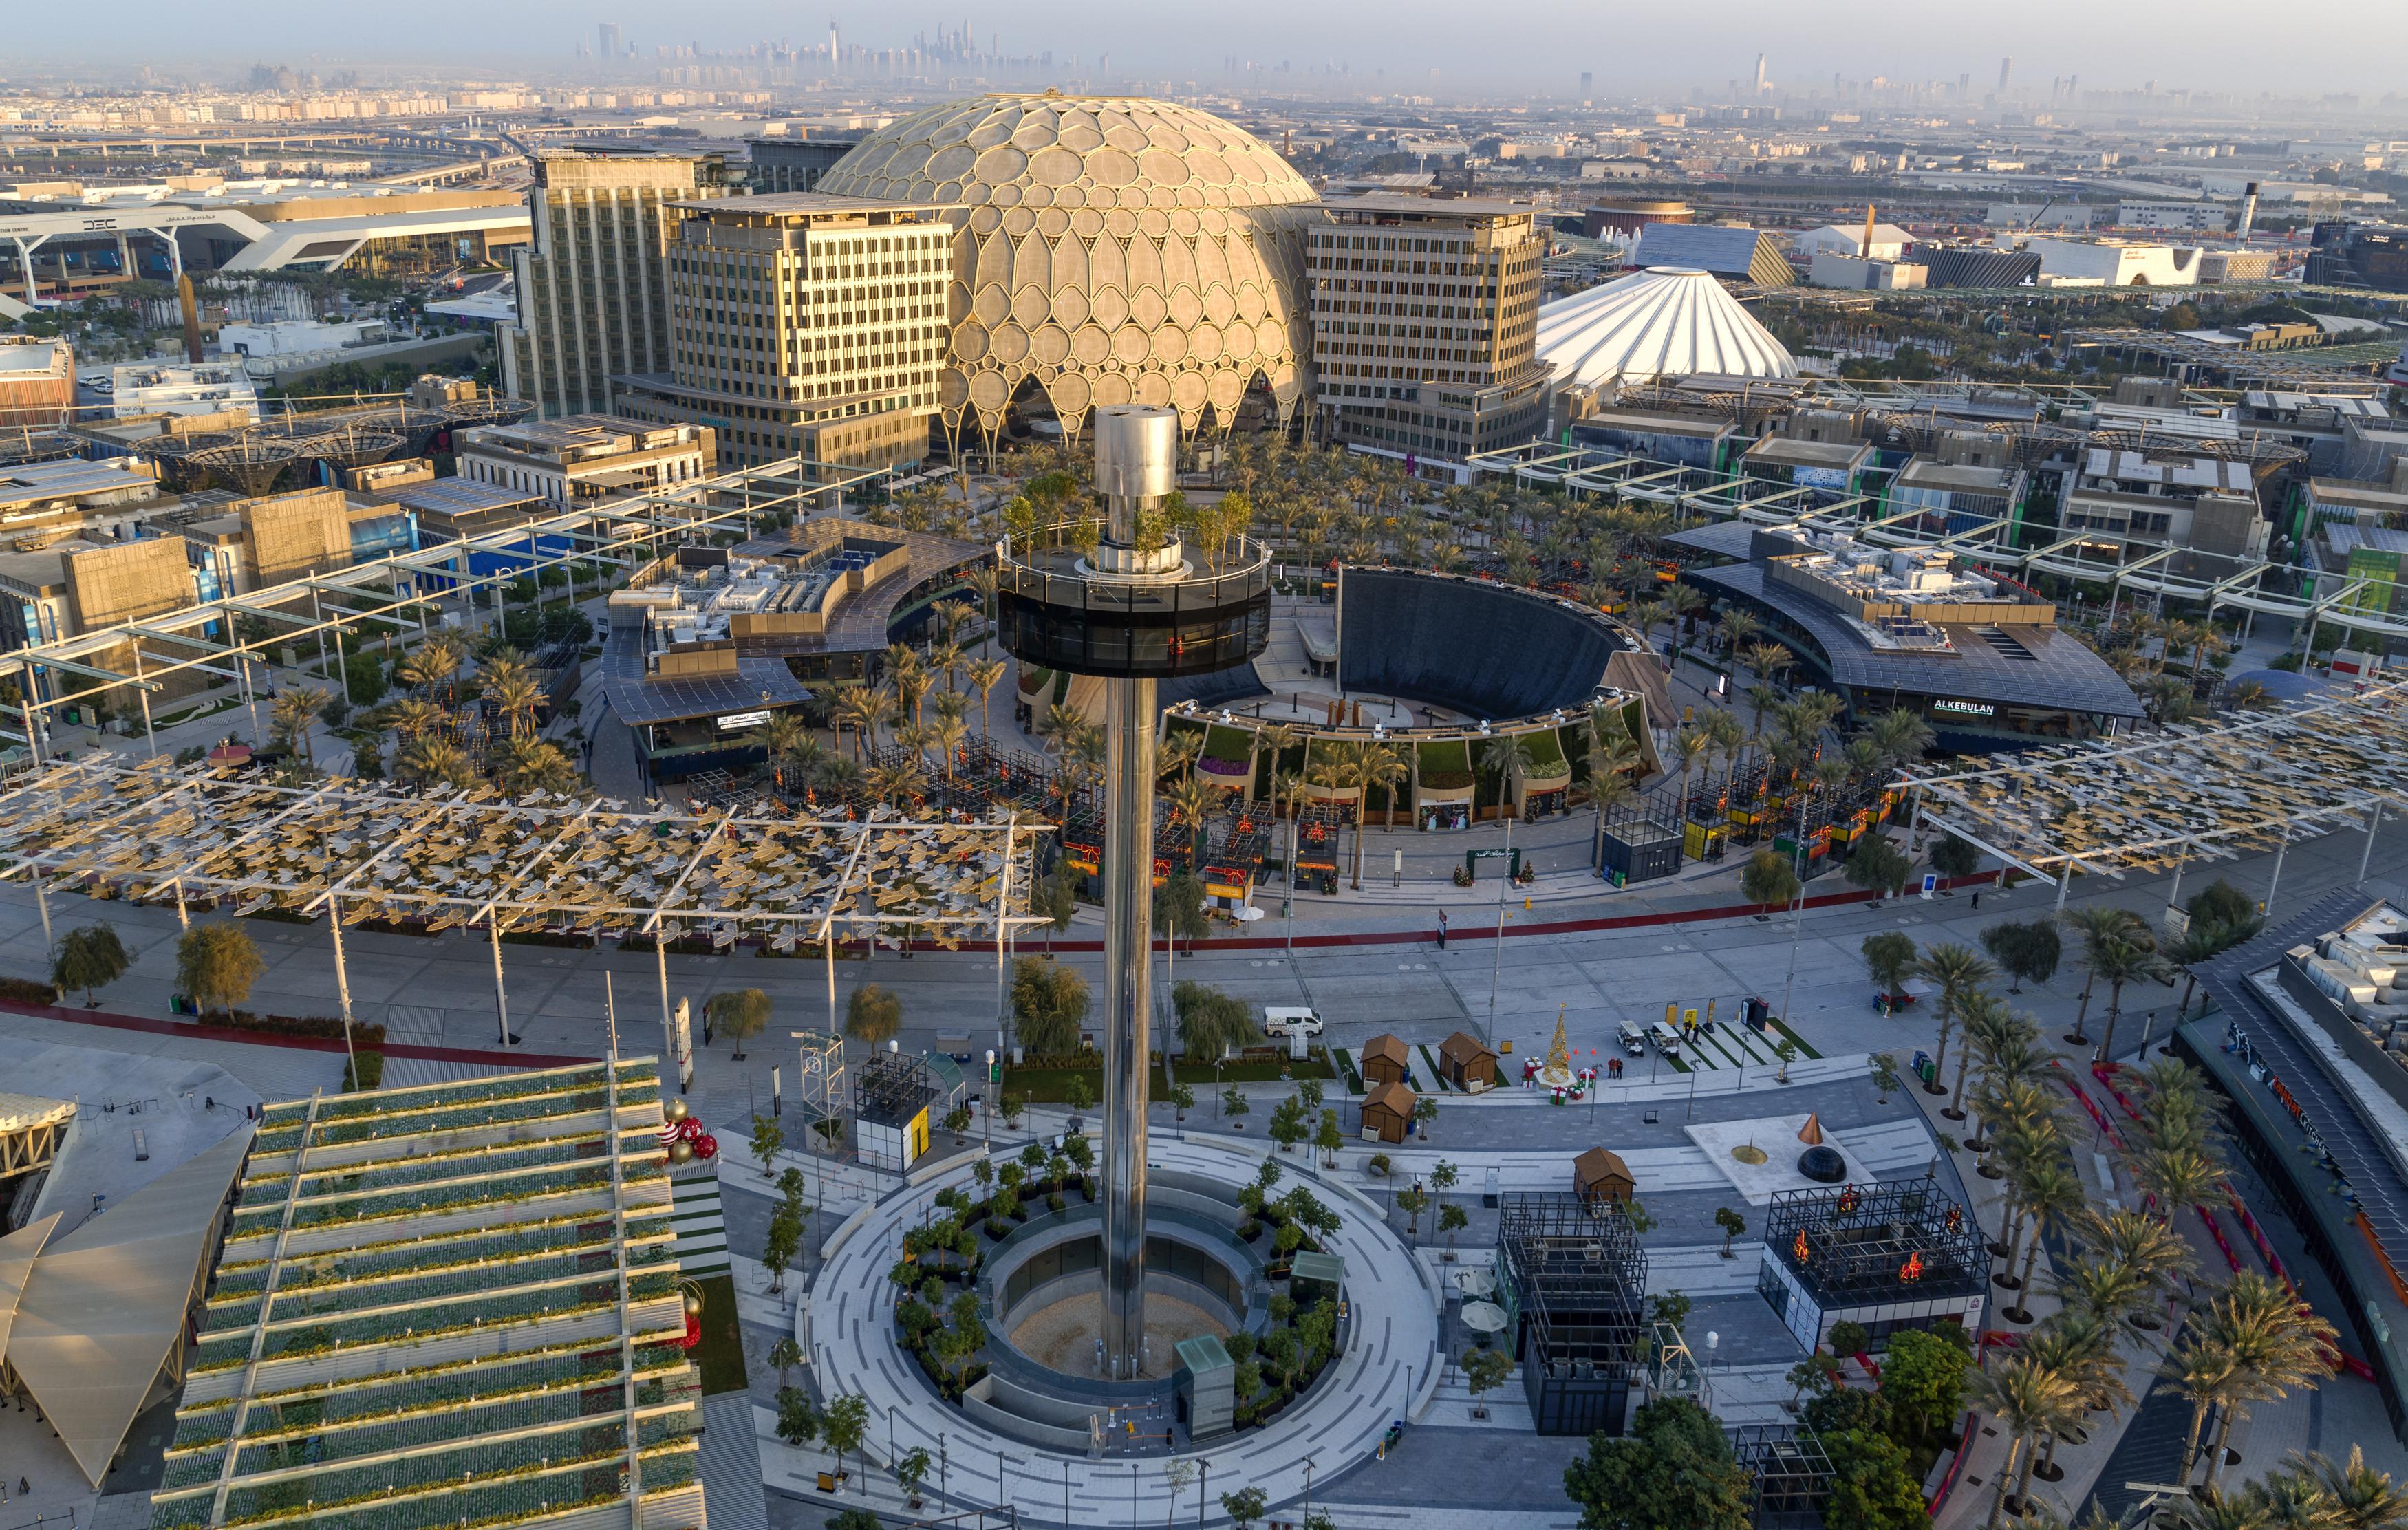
[498,150,733,419]
[1306,195,1552,481]
[614,193,946,472]
[747,136,861,194]
[455,414,715,507]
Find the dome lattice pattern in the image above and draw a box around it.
[816,93,1318,441]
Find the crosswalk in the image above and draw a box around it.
[671,1167,730,1275]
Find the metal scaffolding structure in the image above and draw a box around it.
[1899,678,2407,901]
[1496,1191,1648,1436]
[0,452,896,760]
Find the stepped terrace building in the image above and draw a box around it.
[149,1059,705,1530]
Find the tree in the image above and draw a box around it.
[1827,1319,1871,1359]
[894,1445,932,1505]
[705,987,771,1059]
[1395,1185,1428,1243]
[1414,1094,1439,1141]
[766,1336,803,1385]
[1012,956,1090,1056]
[749,1112,784,1180]
[175,921,267,1020]
[2189,879,2257,932]
[1171,979,1257,1061]
[1741,849,1800,909]
[1845,833,1912,900]
[821,1392,870,1489]
[2090,933,2169,1064]
[1221,1487,1269,1530]
[1861,931,1917,1002]
[1713,1205,1747,1258]
[2180,1272,2339,1485]
[2299,1446,2408,1530]
[1880,1328,1972,1447]
[1929,833,1981,880]
[1912,942,1997,1105]
[843,983,903,1048]
[2062,905,2147,1044]
[762,1205,800,1294]
[1463,1345,1513,1417]
[1818,1427,1930,1530]
[1868,1053,1902,1103]
[1314,1108,1343,1167]
[1268,1092,1309,1154]
[1981,919,2063,995]
[1563,1396,1754,1530]
[1153,866,1210,1009]
[1972,1354,2084,1529]
[1223,1086,1249,1126]
[51,923,130,1006]
[773,1385,819,1447]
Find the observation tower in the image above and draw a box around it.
[993,405,1270,1377]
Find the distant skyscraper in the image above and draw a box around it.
[597,21,621,58]
[1752,53,1767,95]
[1997,56,2013,94]
[1959,72,1970,99]
[1580,70,1592,104]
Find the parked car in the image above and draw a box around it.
[1262,1006,1324,1039]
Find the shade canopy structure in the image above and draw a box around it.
[1460,1300,1509,1335]
[1536,267,1799,390]
[0,1128,252,1485]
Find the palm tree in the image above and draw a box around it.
[1973,1354,2085,1529]
[927,713,969,782]
[757,713,810,791]
[2131,1143,2229,1226]
[965,567,1002,653]
[398,735,473,789]
[2078,1206,2198,1326]
[1038,701,1084,755]
[2021,1311,2137,1475]
[2297,1447,2408,1530]
[1585,707,1644,863]
[486,669,544,741]
[498,736,579,795]
[1362,740,1409,830]
[2183,1273,2338,1485]
[2167,1489,2275,1530]
[1163,773,1221,873]
[383,696,440,741]
[1737,641,1792,733]
[270,684,330,766]
[1160,728,1206,784]
[399,634,463,706]
[833,687,894,760]
[2091,933,2169,1063]
[2062,905,2147,1044]
[2050,1252,2158,1353]
[2001,1148,2085,1322]
[1913,942,1998,1106]
[1252,722,1300,808]
[967,658,1007,735]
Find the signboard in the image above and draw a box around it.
[717,709,773,732]
[1920,873,1938,900]
[2164,905,2191,938]
[1931,699,1996,719]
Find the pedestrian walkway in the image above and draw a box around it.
[797,1130,1441,1529]
[673,1166,731,1276]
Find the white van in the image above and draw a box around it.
[1262,1006,1324,1039]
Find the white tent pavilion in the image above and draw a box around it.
[1536,266,1798,391]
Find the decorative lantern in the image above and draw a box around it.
[1794,1230,1812,1263]
[1900,1250,1926,1283]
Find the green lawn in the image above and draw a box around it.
[1006,1056,1334,1102]
[688,1273,749,1396]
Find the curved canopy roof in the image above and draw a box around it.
[1536,266,1798,390]
[6,1127,252,1485]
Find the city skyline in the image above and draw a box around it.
[10,0,2408,99]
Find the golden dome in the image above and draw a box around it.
[817,94,1318,440]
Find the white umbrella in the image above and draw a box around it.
[1455,1268,1497,1299]
[1461,1300,1508,1335]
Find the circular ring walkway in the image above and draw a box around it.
[804,1130,1441,1527]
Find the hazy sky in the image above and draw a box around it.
[14,0,2408,98]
